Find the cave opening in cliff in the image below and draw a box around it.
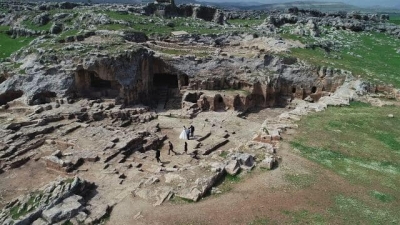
[75,70,120,99]
[0,90,23,106]
[214,94,226,111]
[153,73,179,88]
[31,91,56,105]
[90,73,111,88]
[292,87,296,93]
[311,86,317,93]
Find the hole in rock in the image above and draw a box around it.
[31,91,56,105]
[91,73,111,88]
[311,86,317,93]
[214,94,226,111]
[153,73,178,88]
[0,90,23,105]
[184,93,199,103]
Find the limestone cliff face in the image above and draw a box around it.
[0,48,172,106]
[175,54,351,113]
[75,49,154,105]
[73,49,189,105]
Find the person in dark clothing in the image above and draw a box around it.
[184,141,188,154]
[155,149,161,163]
[190,150,199,160]
[189,125,195,138]
[186,128,190,140]
[168,141,177,155]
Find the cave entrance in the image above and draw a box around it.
[0,90,23,106]
[214,94,226,111]
[153,73,188,110]
[311,86,317,93]
[75,70,120,99]
[153,73,179,88]
[91,73,111,88]
[31,91,56,105]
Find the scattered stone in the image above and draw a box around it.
[225,160,240,175]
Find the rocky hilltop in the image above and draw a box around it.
[0,1,399,224]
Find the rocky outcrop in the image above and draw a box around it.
[260,8,400,38]
[0,177,96,225]
[176,53,351,116]
[142,2,226,25]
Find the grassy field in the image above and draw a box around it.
[290,102,400,224]
[282,30,400,87]
[21,20,52,31]
[0,32,35,59]
[389,14,400,25]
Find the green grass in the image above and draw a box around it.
[290,102,400,223]
[282,210,326,224]
[284,173,315,189]
[98,24,130,31]
[283,30,400,87]
[370,190,395,203]
[99,11,261,36]
[56,29,79,41]
[0,33,35,59]
[0,25,9,32]
[102,11,141,21]
[219,151,229,158]
[21,20,52,31]
[389,15,400,25]
[248,217,273,225]
[9,192,42,220]
[328,195,399,224]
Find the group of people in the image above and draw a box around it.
[155,124,198,163]
[179,125,195,140]
[155,141,198,163]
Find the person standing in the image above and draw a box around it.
[168,141,177,155]
[179,126,188,140]
[185,127,190,140]
[155,149,161,163]
[189,125,195,138]
[184,141,188,154]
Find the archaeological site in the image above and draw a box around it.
[1,0,400,224]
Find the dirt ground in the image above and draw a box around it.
[106,129,365,225]
[105,109,368,225]
[0,105,366,225]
